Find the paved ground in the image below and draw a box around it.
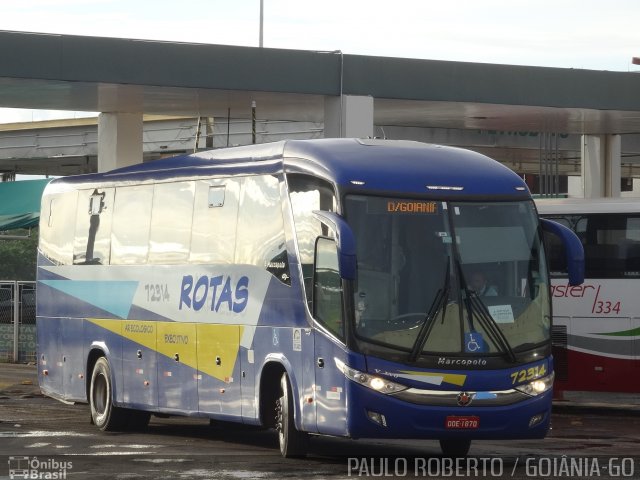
[1,363,640,479]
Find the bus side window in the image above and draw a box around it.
[111,185,153,265]
[149,181,195,264]
[313,236,344,339]
[287,174,337,308]
[73,188,114,265]
[40,191,78,265]
[190,179,239,264]
[236,175,291,285]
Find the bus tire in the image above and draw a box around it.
[89,357,127,431]
[439,439,471,457]
[275,372,309,458]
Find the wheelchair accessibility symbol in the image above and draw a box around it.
[464,331,486,353]
[467,334,480,352]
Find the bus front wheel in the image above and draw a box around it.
[439,439,471,457]
[275,372,309,457]
[89,357,127,431]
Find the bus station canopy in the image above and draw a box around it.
[0,179,50,231]
[3,30,640,135]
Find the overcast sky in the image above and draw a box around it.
[1,0,639,123]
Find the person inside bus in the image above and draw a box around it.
[469,270,498,297]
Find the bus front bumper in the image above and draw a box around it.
[345,382,552,440]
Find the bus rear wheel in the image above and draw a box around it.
[89,357,128,431]
[439,439,471,457]
[275,372,309,458]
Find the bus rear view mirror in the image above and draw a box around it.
[540,218,584,286]
[312,210,356,280]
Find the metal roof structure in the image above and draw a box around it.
[2,30,640,136]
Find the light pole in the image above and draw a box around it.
[259,0,264,47]
[251,101,257,144]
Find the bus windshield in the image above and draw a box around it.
[345,196,550,359]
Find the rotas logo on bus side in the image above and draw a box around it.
[179,274,249,313]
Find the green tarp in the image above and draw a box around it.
[0,179,51,231]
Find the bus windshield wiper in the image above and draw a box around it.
[408,261,450,363]
[466,292,518,363]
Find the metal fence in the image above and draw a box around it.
[0,281,36,363]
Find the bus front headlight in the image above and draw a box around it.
[335,358,408,394]
[515,372,555,396]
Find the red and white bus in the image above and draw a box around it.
[536,198,640,395]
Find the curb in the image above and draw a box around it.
[552,401,640,416]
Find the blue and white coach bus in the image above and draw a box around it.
[36,139,583,457]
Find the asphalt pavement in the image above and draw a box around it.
[2,362,640,480]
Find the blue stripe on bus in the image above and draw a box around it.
[40,279,137,319]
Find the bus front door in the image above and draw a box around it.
[313,332,348,435]
[312,235,349,435]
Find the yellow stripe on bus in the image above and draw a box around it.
[88,319,244,382]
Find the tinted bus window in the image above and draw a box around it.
[314,237,344,338]
[73,188,114,265]
[236,175,290,284]
[189,179,240,264]
[111,185,153,265]
[149,182,195,264]
[287,175,337,305]
[544,213,640,278]
[39,191,78,265]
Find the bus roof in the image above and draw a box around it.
[49,138,529,198]
[535,197,640,214]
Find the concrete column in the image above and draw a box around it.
[97,112,143,172]
[604,134,621,197]
[324,95,374,138]
[581,135,603,198]
[581,134,621,198]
